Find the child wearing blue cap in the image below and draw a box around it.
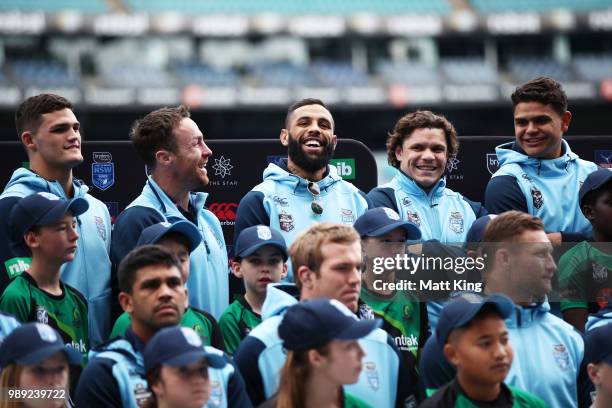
[420,294,547,408]
[0,322,82,408]
[219,225,287,354]
[559,168,612,332]
[142,326,251,408]
[585,324,612,408]
[0,192,90,362]
[261,299,381,408]
[110,221,225,350]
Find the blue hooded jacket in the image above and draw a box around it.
[0,168,112,346]
[234,160,370,281]
[368,169,485,243]
[112,176,228,319]
[486,140,597,237]
[234,284,416,408]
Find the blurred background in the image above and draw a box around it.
[0,0,610,165]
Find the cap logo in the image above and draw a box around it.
[160,221,172,228]
[36,192,60,201]
[256,226,272,240]
[382,208,400,221]
[35,323,57,343]
[329,299,356,319]
[181,327,202,347]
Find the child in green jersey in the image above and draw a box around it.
[220,225,287,354]
[109,221,225,349]
[420,294,548,408]
[559,168,612,332]
[0,192,90,361]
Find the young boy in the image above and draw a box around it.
[109,221,225,349]
[559,168,612,332]
[584,324,612,408]
[0,192,90,361]
[219,225,287,354]
[420,294,548,407]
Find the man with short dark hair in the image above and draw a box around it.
[485,77,598,243]
[76,245,250,408]
[111,105,228,319]
[0,93,112,347]
[234,98,370,280]
[369,110,486,243]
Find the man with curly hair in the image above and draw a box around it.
[368,110,486,243]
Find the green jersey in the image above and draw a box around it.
[420,379,549,408]
[110,306,225,350]
[0,272,89,361]
[219,295,261,354]
[558,241,612,313]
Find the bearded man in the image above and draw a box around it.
[234,98,371,281]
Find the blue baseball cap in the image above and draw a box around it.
[9,192,88,249]
[435,293,514,345]
[136,221,202,253]
[579,168,612,208]
[143,326,225,374]
[353,207,421,240]
[464,214,497,250]
[234,225,288,261]
[584,324,612,366]
[0,323,82,368]
[278,298,382,351]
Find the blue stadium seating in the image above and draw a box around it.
[508,57,574,83]
[573,54,612,81]
[173,63,239,87]
[9,60,80,87]
[311,61,370,86]
[375,61,441,85]
[441,58,498,84]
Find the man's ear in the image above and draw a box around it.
[582,204,594,221]
[154,150,173,167]
[24,231,39,250]
[118,292,134,314]
[561,111,572,133]
[395,145,403,163]
[331,134,338,150]
[231,260,243,279]
[296,265,315,290]
[280,129,289,147]
[21,131,35,151]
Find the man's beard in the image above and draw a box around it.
[287,133,335,174]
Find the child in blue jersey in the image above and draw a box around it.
[143,326,251,408]
[261,299,381,408]
[585,324,612,408]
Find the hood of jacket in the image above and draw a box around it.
[505,301,550,329]
[495,140,579,177]
[262,159,342,196]
[261,283,300,320]
[2,167,89,199]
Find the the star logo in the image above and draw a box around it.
[212,156,233,179]
[446,157,460,173]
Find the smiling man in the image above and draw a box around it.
[368,110,486,243]
[234,98,370,280]
[485,77,598,243]
[0,94,112,347]
[111,106,228,319]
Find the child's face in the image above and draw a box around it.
[232,246,287,295]
[586,186,612,238]
[27,213,79,263]
[444,315,513,388]
[588,362,612,401]
[157,236,191,282]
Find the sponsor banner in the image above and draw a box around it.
[330,158,356,180]
[91,152,115,191]
[209,202,238,226]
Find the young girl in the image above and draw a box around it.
[0,323,82,408]
[263,299,381,408]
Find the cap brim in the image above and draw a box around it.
[336,318,383,341]
[16,344,82,366]
[580,173,612,207]
[37,198,89,226]
[163,350,225,370]
[238,242,288,261]
[364,221,421,241]
[166,221,202,253]
[455,294,514,328]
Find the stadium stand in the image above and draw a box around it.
[0,0,108,13]
[471,0,612,13]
